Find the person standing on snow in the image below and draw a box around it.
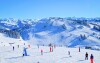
[37,44,39,49]
[90,54,94,63]
[68,51,70,55]
[50,47,52,52]
[52,46,53,52]
[24,43,25,45]
[85,52,88,60]
[18,45,19,48]
[79,47,80,52]
[23,47,28,56]
[28,44,30,48]
[41,49,43,55]
[13,46,14,51]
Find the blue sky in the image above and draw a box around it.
[0,0,100,19]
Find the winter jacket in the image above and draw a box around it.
[90,54,94,59]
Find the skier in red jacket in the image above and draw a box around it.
[50,47,52,52]
[41,49,43,55]
[28,44,30,48]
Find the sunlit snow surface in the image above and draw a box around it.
[0,45,100,63]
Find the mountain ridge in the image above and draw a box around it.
[0,17,100,47]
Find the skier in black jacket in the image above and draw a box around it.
[85,52,88,60]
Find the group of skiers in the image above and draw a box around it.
[85,52,94,63]
[12,45,94,63]
[22,44,56,56]
[68,50,94,63]
[12,45,19,51]
[78,47,94,63]
[12,44,28,56]
[66,47,94,63]
[40,45,55,55]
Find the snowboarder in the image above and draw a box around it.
[13,46,14,51]
[79,47,80,52]
[85,52,88,60]
[41,49,43,55]
[90,54,94,63]
[23,47,28,56]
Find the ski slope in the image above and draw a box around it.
[0,45,100,63]
[0,33,24,46]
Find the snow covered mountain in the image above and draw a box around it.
[0,17,100,47]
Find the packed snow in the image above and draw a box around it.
[0,44,100,63]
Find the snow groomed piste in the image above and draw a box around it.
[0,43,100,63]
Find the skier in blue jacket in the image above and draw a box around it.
[23,47,28,56]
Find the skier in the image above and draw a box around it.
[23,47,28,56]
[24,43,25,45]
[79,47,80,52]
[18,45,19,48]
[41,49,43,55]
[52,46,53,52]
[68,51,70,55]
[90,54,94,63]
[37,44,39,49]
[28,44,30,48]
[13,46,14,51]
[85,52,88,60]
[50,47,52,52]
